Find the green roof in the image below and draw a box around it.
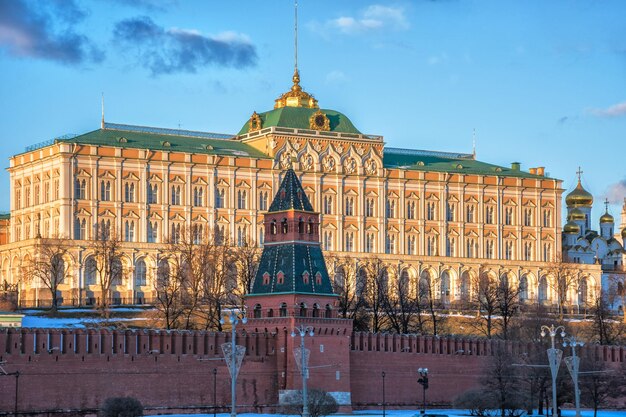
[268,169,315,212]
[383,148,551,179]
[249,243,334,296]
[238,107,361,135]
[56,124,271,159]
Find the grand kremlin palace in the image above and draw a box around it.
[0,69,606,309]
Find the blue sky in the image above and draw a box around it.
[0,0,625,228]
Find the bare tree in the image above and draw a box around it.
[384,266,421,334]
[160,227,236,331]
[362,258,388,333]
[91,223,125,317]
[481,347,527,416]
[496,274,520,340]
[545,255,578,320]
[326,255,366,323]
[418,270,446,336]
[579,356,626,417]
[471,268,499,339]
[26,237,69,315]
[153,256,184,329]
[606,273,626,323]
[586,293,624,345]
[232,238,261,307]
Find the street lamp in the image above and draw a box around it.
[291,325,314,417]
[540,324,566,417]
[418,368,429,415]
[220,310,247,417]
[382,371,386,417]
[563,336,584,417]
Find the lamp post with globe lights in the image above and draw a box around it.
[220,310,247,417]
[291,325,315,417]
[540,324,566,417]
[418,368,429,415]
[563,336,584,417]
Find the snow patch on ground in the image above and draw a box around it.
[21,316,148,328]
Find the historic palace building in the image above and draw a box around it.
[0,67,609,309]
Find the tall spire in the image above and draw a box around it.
[472,128,476,159]
[294,0,298,73]
[101,92,105,129]
[274,1,318,110]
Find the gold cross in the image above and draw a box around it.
[576,166,583,181]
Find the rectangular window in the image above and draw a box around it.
[366,198,375,217]
[323,195,333,215]
[345,197,354,216]
[215,188,225,208]
[505,207,513,225]
[485,207,494,224]
[259,191,268,211]
[386,199,395,218]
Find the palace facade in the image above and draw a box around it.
[0,68,605,310]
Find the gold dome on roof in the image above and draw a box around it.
[565,179,593,207]
[563,221,581,234]
[569,208,585,221]
[599,211,614,224]
[274,69,319,109]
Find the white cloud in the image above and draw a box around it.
[589,101,626,118]
[603,179,626,204]
[325,5,408,35]
[325,70,348,83]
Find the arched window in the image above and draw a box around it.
[460,271,471,302]
[112,258,123,285]
[299,302,307,317]
[325,304,332,318]
[519,275,528,302]
[308,218,314,234]
[578,278,588,307]
[281,218,288,234]
[279,302,287,317]
[312,303,319,318]
[440,271,450,302]
[298,217,305,234]
[267,308,274,318]
[254,304,262,318]
[135,259,147,286]
[419,271,431,300]
[157,259,170,286]
[538,276,548,302]
[277,271,285,285]
[84,257,97,285]
[271,219,277,235]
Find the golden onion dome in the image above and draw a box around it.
[563,221,581,234]
[565,180,593,207]
[599,211,614,224]
[569,208,586,221]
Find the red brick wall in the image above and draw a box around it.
[0,328,624,414]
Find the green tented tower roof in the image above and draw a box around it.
[268,169,315,212]
[248,169,335,297]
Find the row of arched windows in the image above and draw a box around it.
[252,302,333,319]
